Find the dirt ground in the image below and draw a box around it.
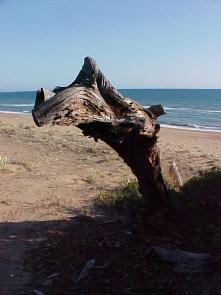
[0,113,220,294]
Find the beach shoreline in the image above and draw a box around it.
[1,110,221,133]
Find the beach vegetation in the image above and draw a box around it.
[175,167,221,251]
[95,179,144,217]
[0,155,10,171]
[96,168,221,251]
[85,170,97,184]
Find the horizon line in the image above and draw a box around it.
[1,87,221,92]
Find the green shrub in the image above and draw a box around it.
[96,169,221,252]
[181,168,221,224]
[176,168,221,252]
[95,179,144,217]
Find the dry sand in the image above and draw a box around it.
[0,113,220,293]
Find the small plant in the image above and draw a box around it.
[180,167,221,223]
[95,179,144,217]
[171,167,221,252]
[0,155,10,171]
[85,171,97,184]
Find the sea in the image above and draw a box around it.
[0,89,220,132]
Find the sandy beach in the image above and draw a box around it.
[0,113,220,293]
[0,113,220,223]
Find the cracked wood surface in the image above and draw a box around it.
[32,57,169,211]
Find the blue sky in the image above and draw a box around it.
[1,0,221,90]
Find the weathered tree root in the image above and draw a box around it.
[32,57,169,212]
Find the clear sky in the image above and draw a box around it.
[1,0,221,90]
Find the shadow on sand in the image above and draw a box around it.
[0,217,83,295]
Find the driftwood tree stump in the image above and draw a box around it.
[32,57,169,212]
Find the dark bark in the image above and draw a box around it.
[32,57,169,212]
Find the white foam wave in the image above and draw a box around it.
[0,103,34,107]
[143,105,221,114]
[0,111,31,115]
[202,110,221,113]
[161,124,221,133]
[165,107,221,113]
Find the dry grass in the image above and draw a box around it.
[85,170,97,184]
[0,155,10,171]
